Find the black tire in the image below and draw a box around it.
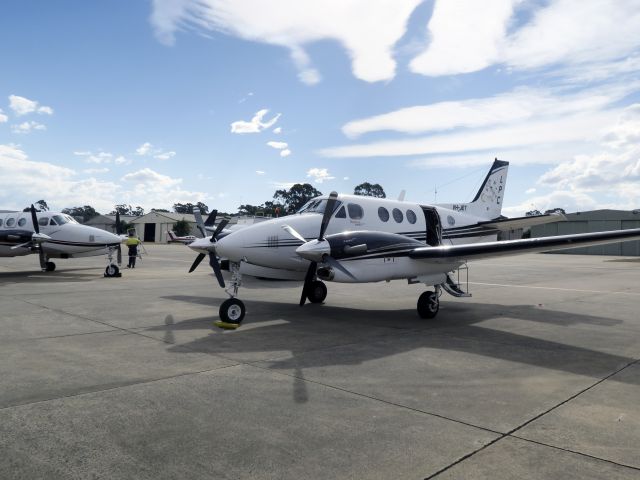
[104,264,119,277]
[417,291,439,319]
[45,261,56,272]
[219,298,246,325]
[307,280,327,304]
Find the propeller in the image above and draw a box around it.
[295,191,353,306]
[11,205,51,269]
[188,209,229,288]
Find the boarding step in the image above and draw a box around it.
[442,271,472,297]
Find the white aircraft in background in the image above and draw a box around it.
[187,159,640,329]
[167,230,197,244]
[0,206,123,276]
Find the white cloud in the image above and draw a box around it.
[411,0,640,78]
[8,95,54,116]
[280,148,291,158]
[306,167,334,184]
[114,155,129,165]
[0,109,7,123]
[525,188,536,194]
[154,151,176,160]
[255,170,266,175]
[150,0,422,83]
[83,167,110,174]
[0,144,119,212]
[231,109,281,134]
[501,104,640,216]
[272,127,282,134]
[74,150,131,165]
[342,84,634,138]
[410,0,520,76]
[322,109,619,159]
[136,142,153,155]
[11,121,46,134]
[135,142,176,160]
[266,140,288,149]
[86,152,113,164]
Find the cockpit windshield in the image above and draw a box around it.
[51,215,78,225]
[297,199,342,215]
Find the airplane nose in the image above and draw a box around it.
[295,240,330,262]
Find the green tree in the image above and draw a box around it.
[109,204,144,216]
[62,205,100,223]
[173,218,192,236]
[151,208,170,213]
[526,209,542,216]
[544,207,566,215]
[273,183,322,214]
[172,202,208,214]
[354,182,386,198]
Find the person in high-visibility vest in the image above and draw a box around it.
[125,229,141,268]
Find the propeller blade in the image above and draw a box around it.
[204,210,218,227]
[318,191,338,240]
[323,255,357,281]
[30,205,39,234]
[116,244,122,265]
[300,261,317,306]
[10,241,31,250]
[210,218,229,242]
[209,253,225,288]
[281,224,306,244]
[188,253,206,273]
[193,208,207,238]
[115,211,122,235]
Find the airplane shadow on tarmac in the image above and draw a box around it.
[153,295,639,404]
[0,267,102,285]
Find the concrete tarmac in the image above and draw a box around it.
[1,244,639,479]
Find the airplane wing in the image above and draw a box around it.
[409,228,640,262]
[479,213,565,231]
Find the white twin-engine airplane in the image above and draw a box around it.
[167,230,197,244]
[188,159,640,329]
[0,206,123,276]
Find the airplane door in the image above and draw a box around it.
[421,206,442,246]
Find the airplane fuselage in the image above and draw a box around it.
[0,211,121,259]
[190,194,500,283]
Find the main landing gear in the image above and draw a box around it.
[417,286,440,319]
[44,261,56,272]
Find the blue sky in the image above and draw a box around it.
[1,0,639,216]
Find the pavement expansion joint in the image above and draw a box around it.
[424,356,640,478]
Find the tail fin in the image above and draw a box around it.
[167,230,176,241]
[466,158,509,219]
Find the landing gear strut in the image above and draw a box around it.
[417,286,440,319]
[215,262,245,329]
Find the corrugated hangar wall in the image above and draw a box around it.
[529,209,640,256]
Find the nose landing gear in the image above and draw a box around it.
[214,262,245,330]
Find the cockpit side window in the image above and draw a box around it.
[49,218,58,226]
[63,214,78,224]
[334,205,346,218]
[347,203,364,220]
[52,215,68,225]
[39,217,49,226]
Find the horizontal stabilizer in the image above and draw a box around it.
[481,213,566,231]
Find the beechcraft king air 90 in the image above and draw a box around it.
[0,206,123,276]
[187,159,640,329]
